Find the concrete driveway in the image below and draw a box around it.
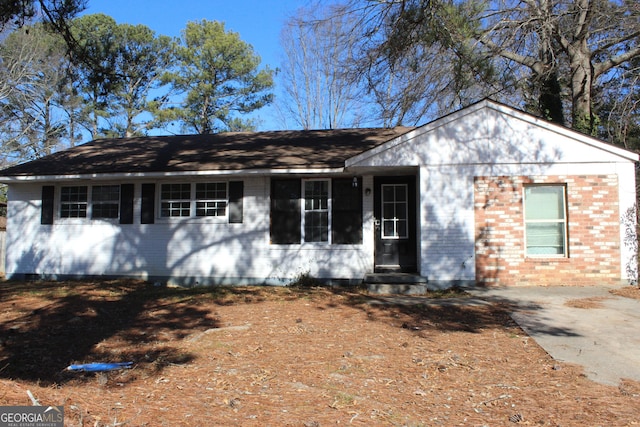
[468,285,640,386]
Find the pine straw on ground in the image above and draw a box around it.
[1,280,639,426]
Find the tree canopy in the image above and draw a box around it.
[163,20,274,134]
[0,14,275,166]
[339,0,640,138]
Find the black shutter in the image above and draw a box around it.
[41,185,55,225]
[141,183,155,224]
[119,184,135,224]
[332,178,363,244]
[270,179,301,244]
[228,181,244,223]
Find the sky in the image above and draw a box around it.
[81,0,313,130]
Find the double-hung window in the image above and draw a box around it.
[160,184,191,217]
[60,186,88,218]
[524,185,567,256]
[92,185,120,219]
[195,182,227,217]
[303,180,330,242]
[59,184,123,220]
[160,182,228,218]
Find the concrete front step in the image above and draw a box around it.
[364,273,429,295]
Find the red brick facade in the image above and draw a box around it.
[474,175,621,286]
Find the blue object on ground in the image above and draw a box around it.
[66,362,133,372]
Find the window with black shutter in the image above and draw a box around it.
[228,181,244,223]
[119,184,134,224]
[41,185,55,225]
[270,177,363,245]
[332,178,362,244]
[141,183,155,224]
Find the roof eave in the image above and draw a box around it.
[0,167,348,183]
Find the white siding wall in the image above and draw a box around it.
[6,176,375,285]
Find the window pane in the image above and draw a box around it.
[161,201,190,217]
[525,186,564,220]
[526,223,565,255]
[382,185,394,201]
[196,201,226,217]
[383,220,395,237]
[383,203,395,218]
[304,211,329,242]
[396,203,407,218]
[196,182,226,199]
[92,185,120,219]
[161,183,190,200]
[304,181,328,209]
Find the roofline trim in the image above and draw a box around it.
[0,167,347,183]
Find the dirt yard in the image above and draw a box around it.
[1,280,640,426]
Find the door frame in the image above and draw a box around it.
[373,175,418,273]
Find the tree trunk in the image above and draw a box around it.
[569,39,594,134]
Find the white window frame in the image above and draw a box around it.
[60,185,88,218]
[523,184,568,257]
[302,179,331,243]
[59,184,121,221]
[160,183,191,217]
[91,184,121,219]
[195,182,228,217]
[159,181,229,220]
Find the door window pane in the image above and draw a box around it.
[381,184,409,239]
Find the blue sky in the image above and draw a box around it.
[81,0,312,130]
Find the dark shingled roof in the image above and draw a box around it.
[0,127,413,177]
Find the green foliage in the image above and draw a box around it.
[164,20,274,134]
[0,12,275,162]
[573,111,599,136]
[69,14,176,138]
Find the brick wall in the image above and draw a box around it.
[474,175,621,286]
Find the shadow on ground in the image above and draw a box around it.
[1,280,584,386]
[0,280,268,385]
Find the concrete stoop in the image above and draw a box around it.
[364,273,429,295]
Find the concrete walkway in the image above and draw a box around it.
[468,285,640,386]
